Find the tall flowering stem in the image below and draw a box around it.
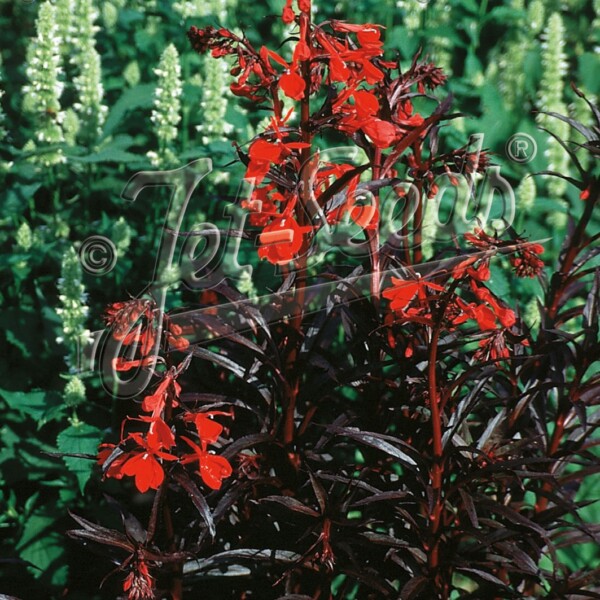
[95,299,233,599]
[283,0,313,446]
[22,1,65,166]
[148,44,183,168]
[186,0,488,480]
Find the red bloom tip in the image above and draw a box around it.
[123,559,155,600]
[580,186,591,201]
[511,243,544,278]
[282,0,295,23]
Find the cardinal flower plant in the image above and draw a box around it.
[68,2,600,599]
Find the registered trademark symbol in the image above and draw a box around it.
[506,133,537,164]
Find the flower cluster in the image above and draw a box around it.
[382,225,544,363]
[148,44,182,168]
[187,2,452,266]
[70,0,107,145]
[56,246,91,369]
[98,298,232,494]
[22,1,66,166]
[122,555,154,600]
[537,12,570,198]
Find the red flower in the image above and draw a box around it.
[279,70,306,100]
[141,373,181,417]
[184,410,232,445]
[112,356,157,372]
[120,452,167,494]
[282,0,295,23]
[353,89,379,118]
[383,276,444,312]
[468,303,498,331]
[330,21,383,34]
[97,443,128,480]
[474,331,510,363]
[258,216,312,264]
[104,299,154,341]
[99,419,177,493]
[245,137,310,184]
[242,183,284,226]
[470,282,516,328]
[361,118,398,148]
[166,322,189,350]
[246,139,284,183]
[180,436,233,490]
[464,227,498,250]
[293,39,311,62]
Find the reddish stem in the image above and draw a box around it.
[283,5,312,447]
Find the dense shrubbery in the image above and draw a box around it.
[0,0,599,598]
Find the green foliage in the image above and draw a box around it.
[56,420,103,494]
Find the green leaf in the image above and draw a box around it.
[488,264,511,300]
[16,507,68,585]
[56,422,103,494]
[0,389,65,427]
[101,83,156,139]
[578,53,600,95]
[0,306,43,361]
